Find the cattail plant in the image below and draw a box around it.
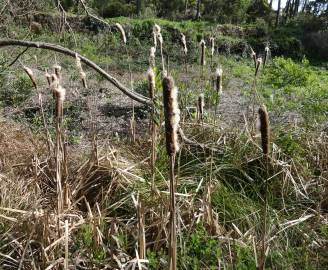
[50,74,66,213]
[45,69,51,86]
[258,105,270,270]
[137,197,146,260]
[23,66,52,152]
[255,57,262,77]
[263,45,270,69]
[75,54,87,88]
[200,39,206,67]
[180,33,188,71]
[214,66,223,117]
[197,94,205,123]
[153,24,165,74]
[163,76,180,270]
[149,46,156,67]
[250,47,257,70]
[210,37,215,67]
[180,33,188,55]
[53,64,62,81]
[115,23,127,45]
[147,67,157,188]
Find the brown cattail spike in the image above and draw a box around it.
[147,68,155,100]
[198,94,205,121]
[200,39,206,66]
[258,105,270,156]
[163,76,180,157]
[215,67,223,94]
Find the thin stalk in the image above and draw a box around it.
[169,154,177,270]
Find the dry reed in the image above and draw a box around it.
[147,67,157,188]
[23,66,52,152]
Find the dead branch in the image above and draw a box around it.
[0,39,151,105]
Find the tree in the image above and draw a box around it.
[276,0,281,26]
[136,0,142,15]
[196,0,201,19]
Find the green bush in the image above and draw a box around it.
[93,0,136,18]
[0,72,34,107]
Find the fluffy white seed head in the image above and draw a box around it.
[150,47,156,58]
[250,47,256,57]
[115,23,127,44]
[198,93,205,115]
[149,47,156,67]
[181,33,188,55]
[50,74,59,94]
[53,64,62,80]
[153,31,157,49]
[153,24,161,34]
[23,66,37,89]
[55,85,66,102]
[200,39,206,48]
[158,33,163,45]
[75,54,82,71]
[215,66,223,77]
[215,67,223,94]
[163,77,180,155]
[170,86,180,153]
[210,37,215,56]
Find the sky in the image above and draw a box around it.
[271,0,288,10]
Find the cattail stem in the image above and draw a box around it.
[169,154,177,270]
[148,68,157,190]
[137,199,146,260]
[163,76,179,270]
[23,66,53,152]
[258,106,270,270]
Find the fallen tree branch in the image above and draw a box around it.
[0,39,151,105]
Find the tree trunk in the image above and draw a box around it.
[196,0,201,20]
[185,0,188,15]
[136,0,142,16]
[302,0,308,13]
[294,0,300,16]
[275,0,281,27]
[284,0,291,23]
[269,0,273,8]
